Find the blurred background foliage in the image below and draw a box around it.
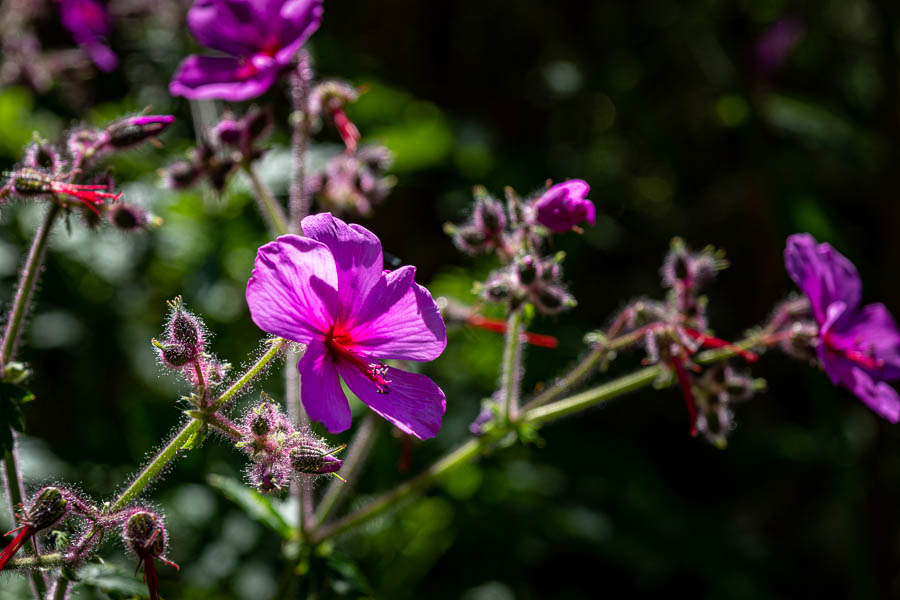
[2,0,900,598]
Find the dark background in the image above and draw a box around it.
[2,0,900,598]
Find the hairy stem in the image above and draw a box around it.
[1,202,61,371]
[111,419,204,512]
[244,164,288,236]
[313,413,380,527]
[7,552,64,570]
[212,338,287,410]
[288,50,313,231]
[51,577,69,600]
[498,309,524,423]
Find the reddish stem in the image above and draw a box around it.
[0,525,33,572]
[669,357,698,437]
[682,327,758,363]
[465,314,559,348]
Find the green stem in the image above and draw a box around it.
[7,553,64,570]
[200,412,244,440]
[1,202,61,370]
[311,438,484,543]
[523,365,662,425]
[51,577,69,600]
[111,420,204,512]
[498,309,524,423]
[313,413,380,527]
[212,338,287,411]
[244,164,288,236]
[288,50,313,231]
[312,337,759,543]
[3,445,46,597]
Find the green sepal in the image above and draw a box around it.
[2,362,31,384]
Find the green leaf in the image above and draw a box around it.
[76,562,148,599]
[207,474,292,538]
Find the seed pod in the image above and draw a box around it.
[28,487,68,530]
[105,115,175,149]
[289,439,344,475]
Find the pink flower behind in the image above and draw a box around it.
[534,179,595,233]
[246,213,447,439]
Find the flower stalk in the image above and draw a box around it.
[498,309,524,424]
[244,164,288,237]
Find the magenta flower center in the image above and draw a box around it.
[235,39,282,80]
[823,332,885,371]
[324,328,392,394]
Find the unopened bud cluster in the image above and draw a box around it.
[152,297,229,395]
[236,397,344,493]
[482,252,575,314]
[1,115,171,230]
[308,80,361,151]
[308,145,395,217]
[163,108,271,193]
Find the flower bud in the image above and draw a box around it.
[515,256,539,286]
[108,203,151,231]
[23,141,61,173]
[162,160,201,189]
[472,190,506,237]
[533,179,594,233]
[289,439,344,475]
[211,118,242,148]
[104,115,175,149]
[123,511,166,558]
[27,487,68,530]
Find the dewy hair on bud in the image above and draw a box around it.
[0,486,69,572]
[122,510,179,600]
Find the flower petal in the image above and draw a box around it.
[784,233,861,323]
[847,367,900,423]
[298,341,352,433]
[187,0,265,56]
[275,0,324,64]
[246,235,338,343]
[338,363,445,439]
[169,55,278,101]
[829,302,900,380]
[348,266,447,361]
[301,213,383,321]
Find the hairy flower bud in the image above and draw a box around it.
[163,160,201,189]
[24,141,62,173]
[153,297,207,371]
[123,511,166,558]
[27,487,68,530]
[108,203,152,231]
[104,115,175,149]
[289,439,344,475]
[516,256,539,286]
[472,190,506,237]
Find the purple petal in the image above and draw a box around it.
[83,42,118,72]
[246,235,338,343]
[301,213,383,321]
[338,363,445,439]
[534,179,594,233]
[187,0,266,56]
[348,266,447,361]
[784,233,861,324]
[847,367,900,423]
[169,54,278,101]
[828,302,900,380]
[274,0,324,64]
[298,341,352,433]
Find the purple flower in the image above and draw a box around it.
[59,0,118,72]
[534,179,595,233]
[785,233,900,422]
[170,0,324,101]
[246,213,447,439]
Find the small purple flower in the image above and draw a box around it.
[170,0,324,101]
[246,213,447,439]
[785,233,900,422]
[533,179,595,233]
[59,0,118,72]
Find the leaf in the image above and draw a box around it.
[207,474,292,538]
[76,562,148,599]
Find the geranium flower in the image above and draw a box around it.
[170,0,324,101]
[785,233,900,422]
[59,0,118,72]
[246,213,447,439]
[533,179,595,233]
